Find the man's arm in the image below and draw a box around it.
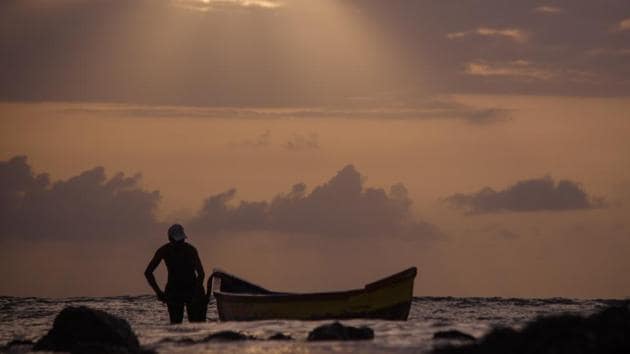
[193,248,205,286]
[144,249,167,302]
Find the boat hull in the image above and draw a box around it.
[213,267,416,321]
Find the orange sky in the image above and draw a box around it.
[1,0,630,298]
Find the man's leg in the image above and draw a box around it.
[186,296,208,322]
[167,302,185,324]
[186,284,208,322]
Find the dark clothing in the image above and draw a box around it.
[156,242,200,302]
[167,293,208,324]
[146,241,207,324]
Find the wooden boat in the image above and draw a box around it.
[209,267,417,321]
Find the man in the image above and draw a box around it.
[144,224,207,324]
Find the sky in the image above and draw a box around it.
[1,0,629,298]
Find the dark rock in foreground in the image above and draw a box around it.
[33,306,142,354]
[267,332,293,340]
[307,322,374,341]
[433,330,476,342]
[434,304,630,354]
[5,339,34,346]
[2,339,35,352]
[203,330,255,341]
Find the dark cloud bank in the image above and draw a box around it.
[446,176,604,213]
[0,156,160,241]
[189,165,437,239]
[2,157,606,243]
[0,156,437,242]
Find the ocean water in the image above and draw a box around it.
[0,296,619,353]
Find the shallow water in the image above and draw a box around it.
[0,296,619,353]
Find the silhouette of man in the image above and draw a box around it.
[144,224,207,324]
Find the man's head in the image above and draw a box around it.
[168,224,187,243]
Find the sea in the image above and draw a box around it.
[0,296,621,353]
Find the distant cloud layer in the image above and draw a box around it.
[446,176,603,213]
[59,98,511,124]
[0,156,160,241]
[189,165,439,240]
[447,27,528,43]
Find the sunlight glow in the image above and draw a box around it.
[174,0,283,12]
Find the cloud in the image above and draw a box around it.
[465,60,555,80]
[0,156,160,241]
[614,18,630,32]
[283,133,319,151]
[476,27,529,42]
[533,5,564,14]
[445,176,604,213]
[189,165,439,240]
[447,27,528,42]
[464,60,600,84]
[229,130,271,148]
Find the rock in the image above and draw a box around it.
[33,306,141,354]
[307,322,374,341]
[202,330,255,341]
[433,304,630,354]
[2,339,34,352]
[433,330,475,341]
[267,332,293,340]
[4,339,34,347]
